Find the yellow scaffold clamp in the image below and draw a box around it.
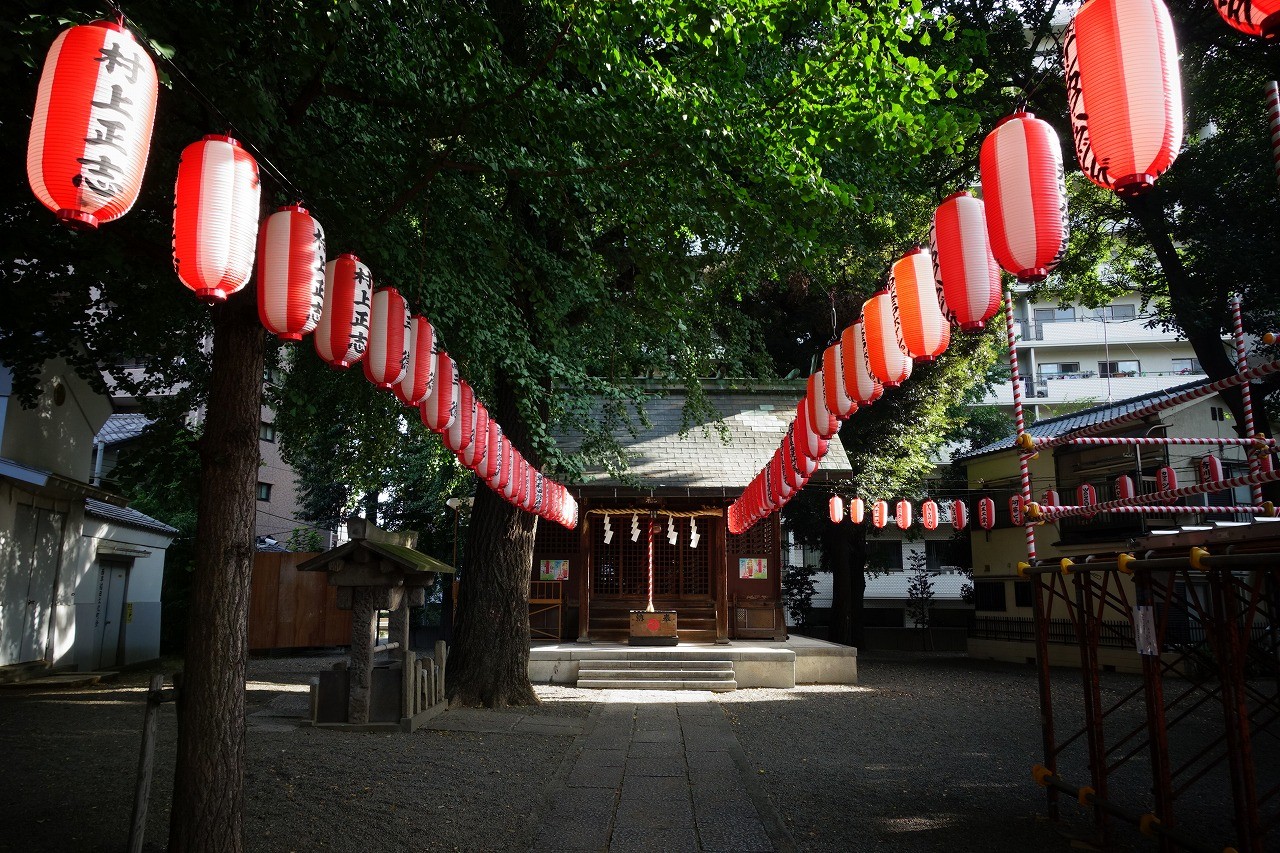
[1016,561,1031,579]
[1060,558,1075,576]
[1116,553,1136,575]
[1076,785,1095,807]
[1189,546,1210,571]
[1031,764,1053,788]
[1139,813,1162,838]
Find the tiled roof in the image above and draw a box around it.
[956,377,1212,462]
[84,499,178,535]
[554,384,853,490]
[94,413,152,446]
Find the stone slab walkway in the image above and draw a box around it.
[529,691,792,852]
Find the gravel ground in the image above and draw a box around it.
[718,651,1252,853]
[0,650,1259,852]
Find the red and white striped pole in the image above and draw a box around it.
[646,513,655,612]
[1035,504,1269,517]
[1231,293,1265,505]
[1050,436,1275,448]
[1266,81,1280,190]
[1006,292,1036,561]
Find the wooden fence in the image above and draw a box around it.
[249,552,351,650]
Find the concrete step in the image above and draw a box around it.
[579,660,733,672]
[577,678,738,691]
[578,669,735,681]
[0,670,118,690]
[0,661,50,685]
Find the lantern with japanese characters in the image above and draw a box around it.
[1213,0,1280,39]
[828,495,844,524]
[807,373,840,439]
[1157,465,1178,495]
[394,316,437,406]
[862,290,912,387]
[872,500,889,529]
[977,497,996,530]
[173,135,261,303]
[1116,474,1136,500]
[27,21,158,229]
[1043,490,1061,507]
[258,206,326,340]
[921,500,939,530]
[930,191,1002,331]
[1009,495,1025,526]
[445,381,476,455]
[1199,455,1224,484]
[794,403,829,461]
[896,499,913,530]
[462,405,489,470]
[822,343,856,418]
[315,254,372,369]
[980,112,1069,282]
[952,500,969,530]
[892,248,950,363]
[420,352,458,432]
[1078,483,1098,508]
[840,321,884,406]
[481,420,503,482]
[363,287,411,390]
[1065,0,1181,197]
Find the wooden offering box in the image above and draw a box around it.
[629,610,678,646]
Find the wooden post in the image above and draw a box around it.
[127,674,164,853]
[716,511,730,643]
[434,639,447,702]
[388,597,410,660]
[349,587,378,724]
[401,650,415,720]
[577,504,591,642]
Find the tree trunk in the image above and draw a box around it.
[168,291,264,853]
[447,483,539,707]
[1123,192,1270,437]
[827,521,869,648]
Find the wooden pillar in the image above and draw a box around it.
[577,502,592,642]
[772,513,785,640]
[388,596,410,658]
[348,587,378,724]
[716,510,730,643]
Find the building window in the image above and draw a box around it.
[1014,581,1033,608]
[1097,303,1136,320]
[973,581,1007,612]
[1099,360,1141,378]
[866,540,904,572]
[1038,362,1081,379]
[260,421,277,442]
[1172,357,1203,375]
[1033,307,1076,324]
[256,482,272,502]
[1210,406,1229,422]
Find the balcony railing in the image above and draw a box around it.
[982,371,1207,405]
[1017,317,1180,346]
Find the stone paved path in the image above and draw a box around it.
[529,692,791,852]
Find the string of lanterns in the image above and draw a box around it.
[23,15,578,529]
[730,0,1189,534]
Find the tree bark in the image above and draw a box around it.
[1123,192,1270,437]
[826,521,869,649]
[447,482,540,707]
[168,290,264,853]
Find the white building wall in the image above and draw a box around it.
[71,519,171,669]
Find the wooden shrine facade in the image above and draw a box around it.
[531,498,786,643]
[534,382,853,644]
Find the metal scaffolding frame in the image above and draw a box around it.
[1000,292,1280,851]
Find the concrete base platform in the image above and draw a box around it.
[529,635,856,688]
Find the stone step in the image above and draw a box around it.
[0,671,117,690]
[578,668,735,681]
[579,659,734,672]
[577,678,738,692]
[0,661,50,685]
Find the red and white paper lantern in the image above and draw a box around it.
[872,500,889,529]
[1213,0,1280,39]
[1157,465,1178,494]
[921,500,939,530]
[828,495,844,524]
[980,112,1069,282]
[850,497,866,524]
[173,135,260,303]
[862,290,912,387]
[480,421,503,482]
[977,497,996,530]
[822,344,856,418]
[258,205,326,340]
[363,287,411,390]
[1078,483,1098,507]
[1116,474,1136,500]
[420,352,459,432]
[316,254,372,368]
[444,381,476,455]
[27,21,158,229]
[1043,490,1061,507]
[1009,494,1025,526]
[1198,455,1224,484]
[930,191,1002,332]
[462,405,489,470]
[952,500,969,530]
[394,316,437,406]
[896,499,913,530]
[807,373,840,439]
[840,321,884,406]
[892,247,950,363]
[1065,0,1181,197]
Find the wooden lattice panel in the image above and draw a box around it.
[681,518,711,596]
[728,520,773,558]
[590,516,650,596]
[534,519,579,557]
